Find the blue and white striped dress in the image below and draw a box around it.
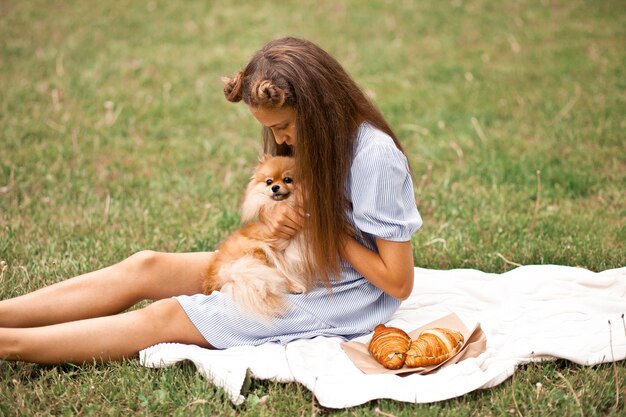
[176,122,422,348]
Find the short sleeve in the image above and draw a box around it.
[349,131,422,242]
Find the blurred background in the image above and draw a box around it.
[1,0,624,280]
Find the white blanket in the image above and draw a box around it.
[140,265,626,408]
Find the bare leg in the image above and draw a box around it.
[0,298,211,364]
[0,251,214,328]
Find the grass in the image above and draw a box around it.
[1,0,625,415]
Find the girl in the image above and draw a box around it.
[0,37,421,364]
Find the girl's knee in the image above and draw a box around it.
[119,250,161,274]
[114,250,210,301]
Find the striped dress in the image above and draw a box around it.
[176,122,422,348]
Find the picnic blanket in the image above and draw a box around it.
[140,265,626,408]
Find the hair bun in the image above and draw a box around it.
[222,71,244,102]
[252,79,286,107]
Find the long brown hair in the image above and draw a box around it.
[223,37,405,286]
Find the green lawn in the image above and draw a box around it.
[1,0,625,415]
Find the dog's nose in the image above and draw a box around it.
[271,185,280,193]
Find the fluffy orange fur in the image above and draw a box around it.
[202,155,307,318]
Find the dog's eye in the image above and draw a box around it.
[284,177,292,184]
[266,179,273,186]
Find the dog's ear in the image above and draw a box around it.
[252,154,271,179]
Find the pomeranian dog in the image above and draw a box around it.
[202,155,307,318]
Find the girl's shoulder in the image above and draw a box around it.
[353,122,408,166]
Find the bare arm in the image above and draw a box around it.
[261,204,415,299]
[341,236,414,300]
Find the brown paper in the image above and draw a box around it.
[341,313,487,375]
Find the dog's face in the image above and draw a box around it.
[249,155,296,203]
[241,155,298,222]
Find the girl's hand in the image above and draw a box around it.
[260,204,308,239]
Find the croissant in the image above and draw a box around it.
[368,324,411,370]
[405,327,464,368]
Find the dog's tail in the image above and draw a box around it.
[217,255,289,319]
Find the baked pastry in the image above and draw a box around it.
[368,324,411,370]
[405,327,464,368]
